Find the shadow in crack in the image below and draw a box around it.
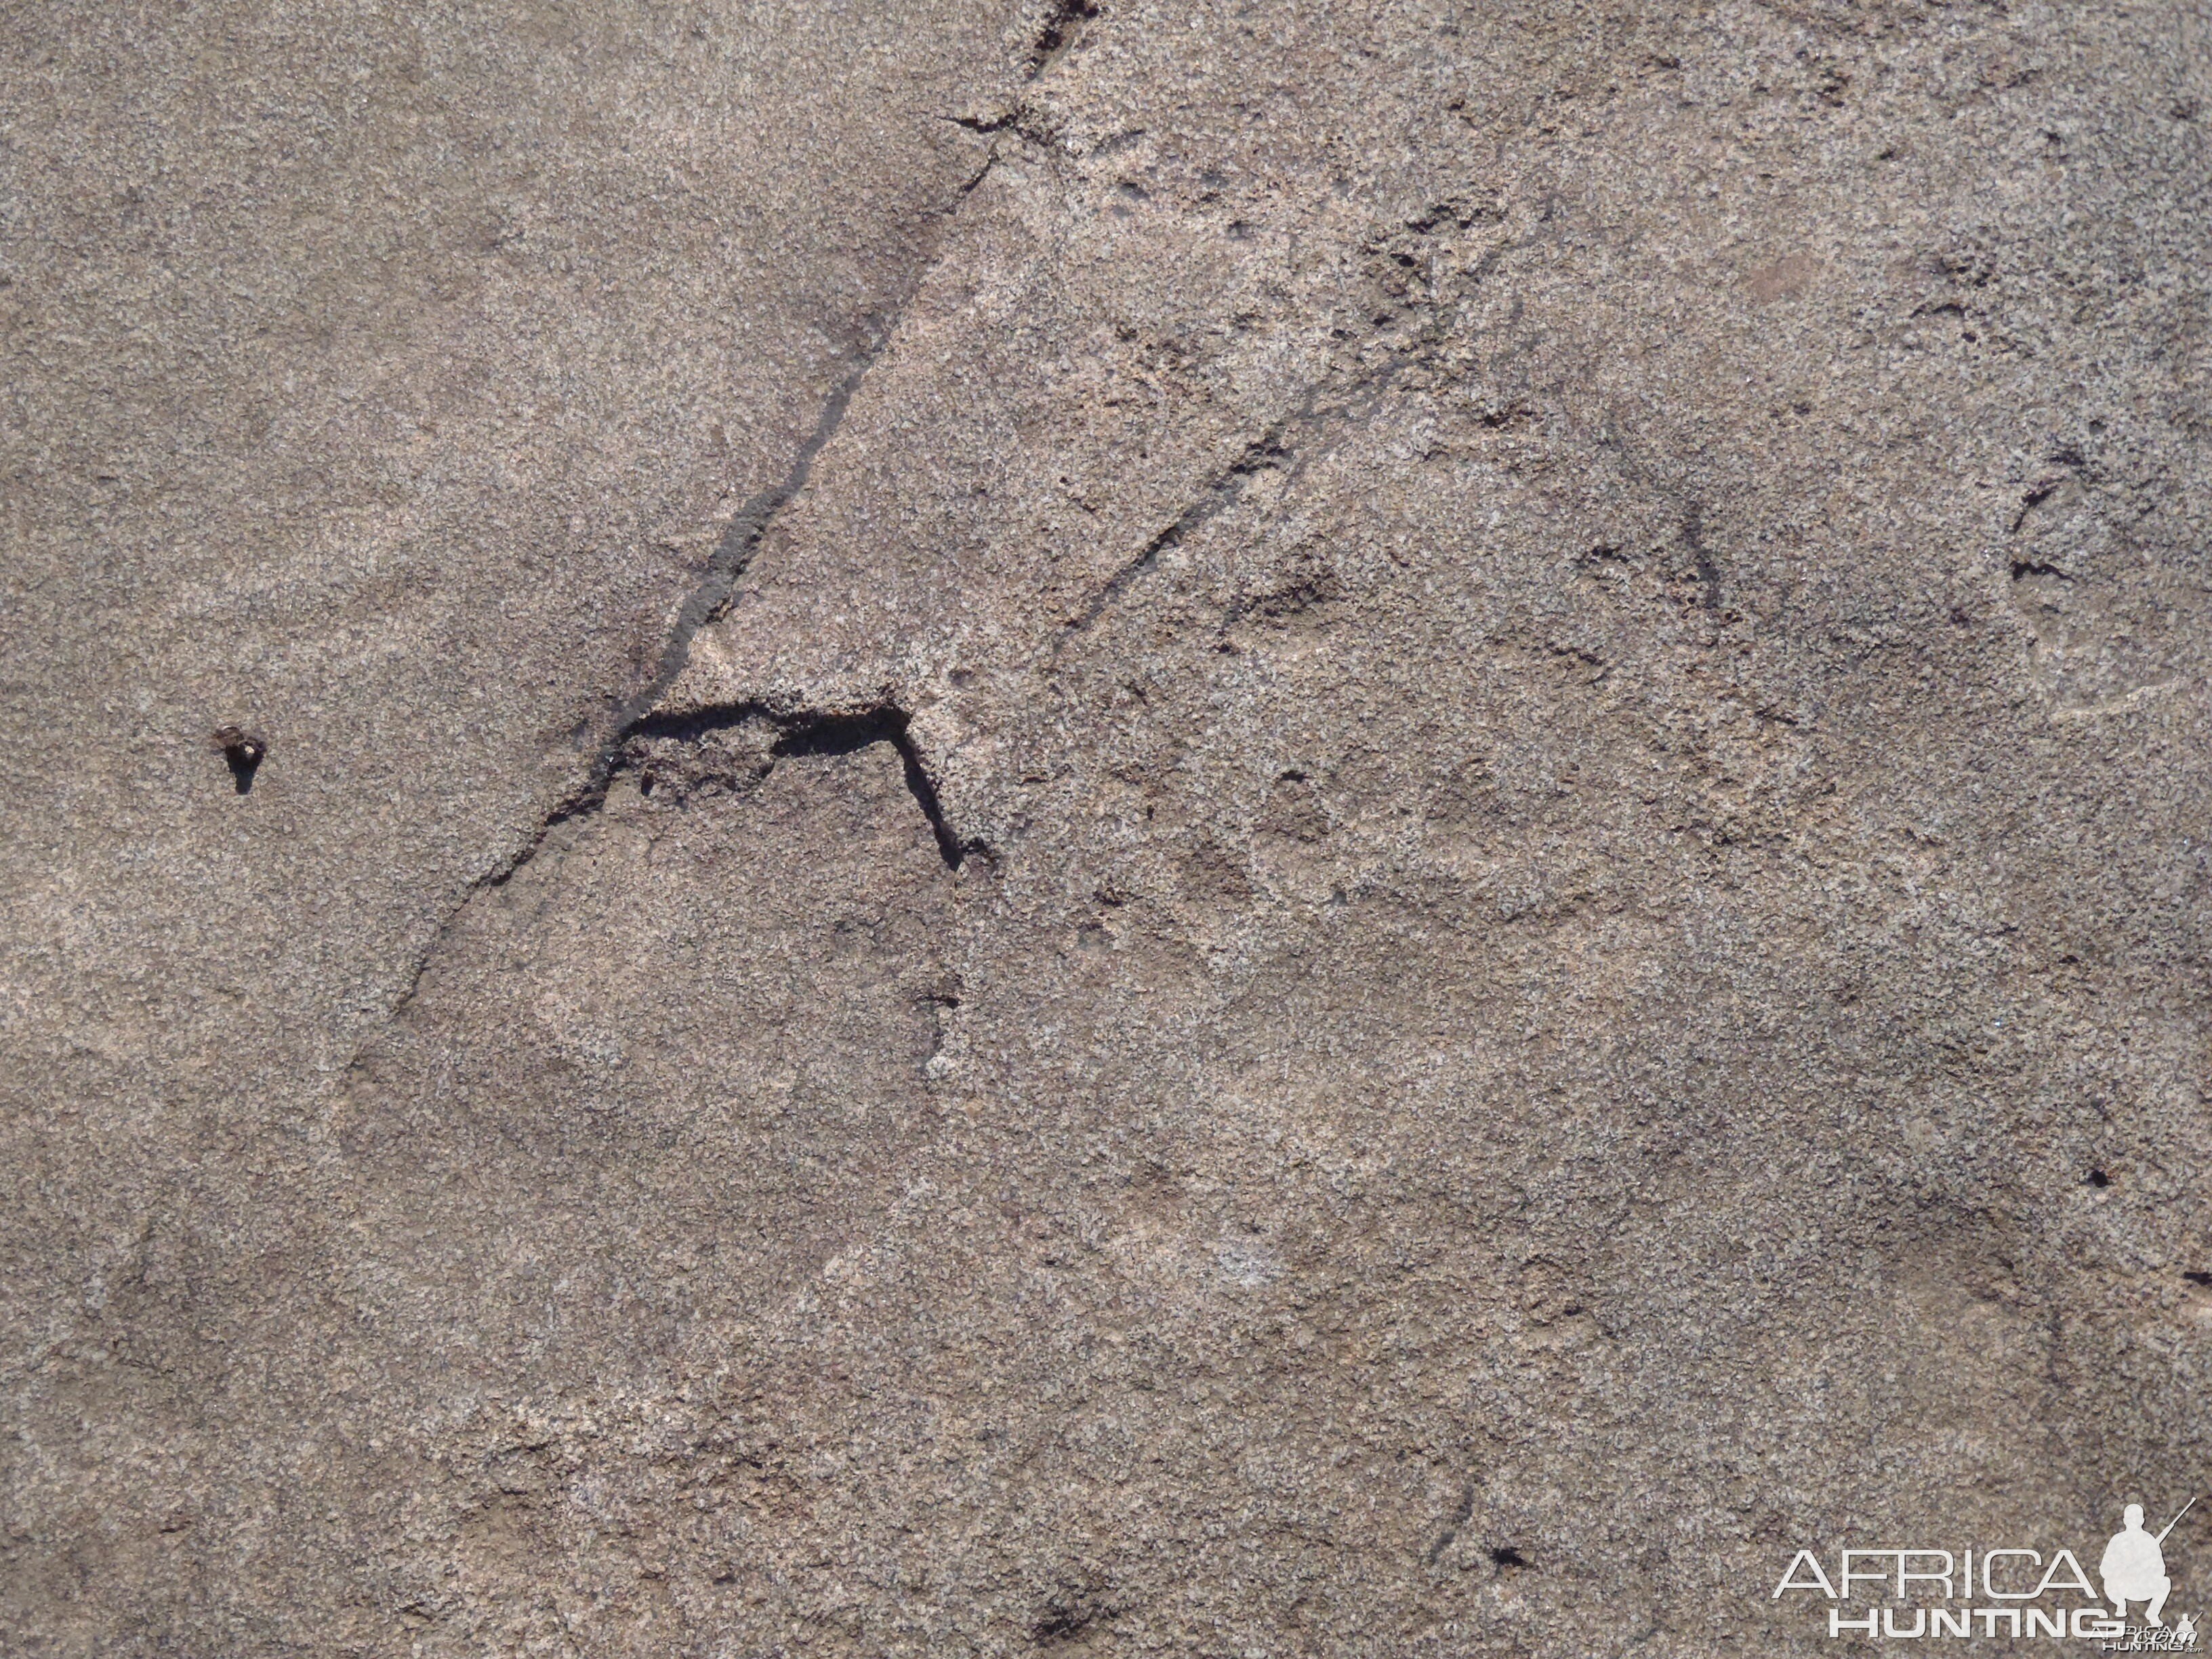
[630,702,981,872]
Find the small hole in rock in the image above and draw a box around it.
[1490,1546,1529,1569]
[2086,1170,2112,1188]
[209,724,268,794]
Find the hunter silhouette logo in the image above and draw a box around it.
[2100,1500,2198,1652]
[1774,1497,2200,1646]
[2104,1502,2186,1626]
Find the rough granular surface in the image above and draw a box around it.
[3,1,2209,1654]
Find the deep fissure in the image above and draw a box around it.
[626,701,981,872]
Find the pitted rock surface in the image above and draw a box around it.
[4,2,2209,1655]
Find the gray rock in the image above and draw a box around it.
[5,1,2209,1654]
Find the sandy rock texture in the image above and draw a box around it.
[5,1,2211,1654]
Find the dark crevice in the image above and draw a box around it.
[1031,1608,1093,1644]
[939,0,1097,144]
[794,708,979,874]
[954,150,1000,199]
[630,701,983,874]
[1585,420,1740,628]
[1489,1545,1530,1570]
[371,697,981,1027]
[2011,490,2057,535]
[621,1,1090,736]
[1027,0,1100,74]
[614,329,895,752]
[401,314,905,956]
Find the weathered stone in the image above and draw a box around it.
[5,1,2209,1654]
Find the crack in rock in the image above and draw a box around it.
[363,41,1065,1033]
[375,696,982,1027]
[621,331,897,743]
[367,346,897,1027]
[1060,415,1304,639]
[1059,197,1550,642]
[1052,348,1427,643]
[624,701,986,874]
[1026,0,1100,75]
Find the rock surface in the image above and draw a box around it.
[5,1,2210,1654]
